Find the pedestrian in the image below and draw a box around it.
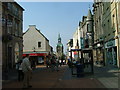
[46,56,50,68]
[17,60,24,81]
[51,56,56,72]
[55,58,59,72]
[22,54,32,89]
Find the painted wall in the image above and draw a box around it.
[23,25,49,52]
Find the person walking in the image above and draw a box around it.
[22,54,32,89]
[51,56,56,72]
[46,56,50,68]
[55,58,59,72]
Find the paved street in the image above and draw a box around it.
[2,65,119,89]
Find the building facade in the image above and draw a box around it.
[23,25,52,65]
[78,9,94,50]
[68,8,94,61]
[117,2,120,68]
[66,39,73,59]
[93,2,104,65]
[93,1,120,67]
[1,2,24,71]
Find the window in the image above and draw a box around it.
[7,3,12,11]
[38,42,41,48]
[112,14,115,29]
[15,21,19,36]
[7,18,13,34]
[87,24,89,32]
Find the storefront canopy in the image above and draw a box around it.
[23,51,48,57]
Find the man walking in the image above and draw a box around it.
[22,54,32,89]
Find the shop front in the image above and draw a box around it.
[93,41,104,65]
[23,52,48,66]
[105,39,117,66]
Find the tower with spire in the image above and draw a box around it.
[86,7,94,48]
[56,34,64,59]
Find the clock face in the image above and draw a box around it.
[57,47,60,51]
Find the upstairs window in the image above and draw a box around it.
[87,24,89,32]
[38,42,41,48]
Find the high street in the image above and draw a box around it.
[2,65,119,89]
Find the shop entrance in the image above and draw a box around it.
[106,47,117,66]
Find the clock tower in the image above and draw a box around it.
[56,34,64,59]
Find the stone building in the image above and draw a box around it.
[77,9,94,51]
[23,25,52,65]
[79,9,94,60]
[117,2,120,68]
[93,1,120,67]
[93,2,104,65]
[1,2,24,71]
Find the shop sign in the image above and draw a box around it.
[74,51,77,55]
[22,53,46,56]
[105,40,116,48]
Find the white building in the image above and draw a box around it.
[23,25,52,64]
[69,9,93,60]
[66,39,73,59]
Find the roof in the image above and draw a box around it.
[82,16,87,22]
[87,9,93,20]
[23,25,49,41]
[36,28,49,41]
[14,2,24,11]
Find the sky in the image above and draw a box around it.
[19,2,93,53]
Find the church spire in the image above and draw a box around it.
[58,33,61,43]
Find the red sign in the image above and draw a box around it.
[74,51,77,55]
[23,53,47,57]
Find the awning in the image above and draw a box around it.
[23,53,47,57]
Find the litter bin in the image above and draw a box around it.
[76,64,84,77]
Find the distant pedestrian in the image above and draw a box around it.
[51,56,56,72]
[55,58,59,72]
[46,56,50,68]
[22,54,32,89]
